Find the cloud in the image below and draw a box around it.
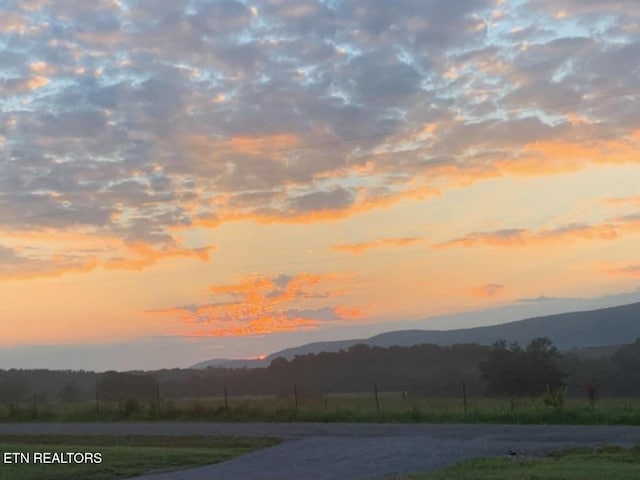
[150,272,365,337]
[604,264,640,278]
[604,196,640,207]
[288,187,355,213]
[0,230,214,280]
[436,214,640,249]
[1,75,50,94]
[525,0,639,17]
[0,11,28,34]
[0,244,100,280]
[517,295,576,303]
[103,243,215,271]
[190,183,441,228]
[331,236,428,254]
[470,283,506,298]
[1,0,639,278]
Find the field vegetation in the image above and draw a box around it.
[1,393,639,425]
[1,338,639,424]
[0,435,278,480]
[401,445,640,480]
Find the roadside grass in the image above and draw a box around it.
[400,445,640,480]
[2,395,640,424]
[0,435,279,480]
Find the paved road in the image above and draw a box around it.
[3,423,639,479]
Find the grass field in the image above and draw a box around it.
[401,445,640,479]
[1,393,640,424]
[0,435,279,480]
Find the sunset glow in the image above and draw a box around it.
[1,0,639,369]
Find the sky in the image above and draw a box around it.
[1,0,639,371]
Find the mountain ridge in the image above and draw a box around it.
[192,301,640,369]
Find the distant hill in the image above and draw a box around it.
[192,301,640,369]
[263,338,364,362]
[367,301,640,349]
[192,339,364,369]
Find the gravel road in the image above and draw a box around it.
[3,423,639,479]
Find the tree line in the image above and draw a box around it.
[1,338,639,404]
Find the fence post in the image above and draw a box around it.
[293,383,299,411]
[224,385,229,412]
[155,384,160,416]
[95,387,100,415]
[462,380,468,416]
[374,382,380,413]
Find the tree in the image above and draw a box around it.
[480,337,565,398]
[0,379,28,404]
[523,337,565,397]
[608,339,640,395]
[96,372,158,401]
[480,340,522,397]
[59,381,81,402]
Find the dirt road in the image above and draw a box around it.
[3,423,639,479]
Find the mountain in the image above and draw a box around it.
[263,338,364,361]
[367,301,640,349]
[191,339,364,369]
[191,301,640,369]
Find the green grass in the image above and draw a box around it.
[400,445,640,479]
[0,435,279,480]
[2,395,640,424]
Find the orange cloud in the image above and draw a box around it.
[332,236,428,254]
[177,132,301,161]
[104,243,215,271]
[333,306,367,320]
[3,129,636,285]
[565,113,592,127]
[182,315,320,337]
[503,131,639,175]
[470,283,506,298]
[30,62,55,75]
[0,229,123,250]
[367,129,640,191]
[604,264,640,278]
[0,255,101,281]
[604,196,640,207]
[208,272,328,301]
[229,133,301,156]
[517,136,639,171]
[0,227,215,280]
[174,127,633,232]
[436,215,640,249]
[151,272,365,337]
[3,75,50,95]
[0,243,214,281]
[190,184,441,229]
